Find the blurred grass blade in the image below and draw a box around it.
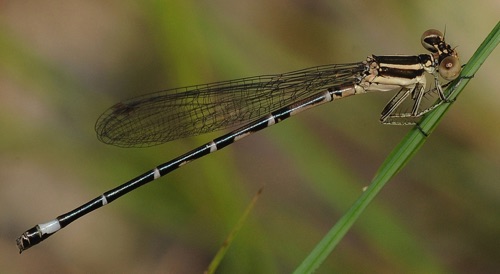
[205,187,264,274]
[294,22,499,274]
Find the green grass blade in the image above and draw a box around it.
[205,187,264,274]
[294,21,500,274]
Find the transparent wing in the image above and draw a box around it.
[95,63,365,147]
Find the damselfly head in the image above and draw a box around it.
[421,29,460,80]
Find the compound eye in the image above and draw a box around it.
[421,29,444,52]
[439,56,461,80]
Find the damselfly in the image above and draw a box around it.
[17,29,461,253]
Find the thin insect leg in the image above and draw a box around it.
[379,88,412,123]
[438,73,475,105]
[410,84,426,116]
[460,74,475,79]
[432,74,448,101]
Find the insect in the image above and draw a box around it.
[17,29,460,253]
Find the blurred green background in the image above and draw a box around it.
[1,1,498,273]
